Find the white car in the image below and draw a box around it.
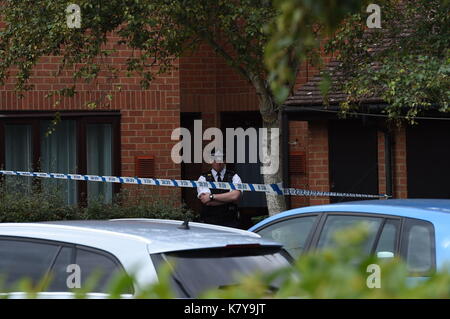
[0,219,290,298]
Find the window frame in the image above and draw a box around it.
[0,111,121,204]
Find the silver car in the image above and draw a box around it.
[0,219,290,298]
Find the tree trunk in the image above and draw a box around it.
[262,117,286,216]
[258,93,287,216]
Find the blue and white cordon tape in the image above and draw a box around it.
[0,170,389,199]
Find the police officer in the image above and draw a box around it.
[197,150,242,228]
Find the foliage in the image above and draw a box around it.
[325,0,450,122]
[0,0,274,102]
[0,177,194,222]
[0,1,368,114]
[1,1,446,119]
[264,0,366,103]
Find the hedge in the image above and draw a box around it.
[0,177,194,223]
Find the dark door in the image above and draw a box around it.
[328,120,379,202]
[407,121,450,198]
[221,111,268,228]
[180,112,203,218]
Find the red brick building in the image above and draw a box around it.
[1,38,449,224]
[283,59,450,210]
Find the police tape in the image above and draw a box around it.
[0,170,389,199]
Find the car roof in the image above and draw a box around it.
[0,219,281,254]
[333,199,450,211]
[249,199,450,231]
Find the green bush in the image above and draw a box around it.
[0,177,194,223]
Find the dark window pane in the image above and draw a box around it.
[87,124,113,203]
[317,215,382,253]
[0,239,59,289]
[5,125,33,171]
[257,216,317,258]
[403,221,434,274]
[375,219,400,255]
[40,120,77,205]
[4,124,33,191]
[46,247,73,292]
[159,248,290,298]
[75,248,122,293]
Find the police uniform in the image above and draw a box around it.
[197,168,242,228]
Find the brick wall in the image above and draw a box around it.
[288,121,310,208]
[179,42,264,174]
[377,131,387,195]
[393,127,408,198]
[0,38,182,200]
[180,43,260,123]
[307,121,330,206]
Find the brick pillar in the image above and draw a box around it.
[377,131,387,195]
[288,121,310,208]
[307,121,330,206]
[393,127,408,198]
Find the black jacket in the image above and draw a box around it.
[200,169,239,227]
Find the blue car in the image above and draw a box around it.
[249,199,450,275]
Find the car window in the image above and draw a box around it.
[401,219,435,274]
[0,239,59,289]
[375,219,400,255]
[257,215,318,258]
[46,246,74,292]
[75,248,125,293]
[317,215,383,253]
[154,247,291,298]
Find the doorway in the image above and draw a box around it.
[328,120,379,203]
[221,111,268,228]
[407,121,450,198]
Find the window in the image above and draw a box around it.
[154,247,290,298]
[375,219,400,256]
[75,248,125,293]
[87,123,113,203]
[0,238,59,289]
[401,219,435,274]
[41,120,77,205]
[257,215,318,258]
[4,124,33,191]
[0,113,120,204]
[46,246,74,292]
[317,215,383,254]
[5,124,33,172]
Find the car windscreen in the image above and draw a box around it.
[151,246,291,298]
